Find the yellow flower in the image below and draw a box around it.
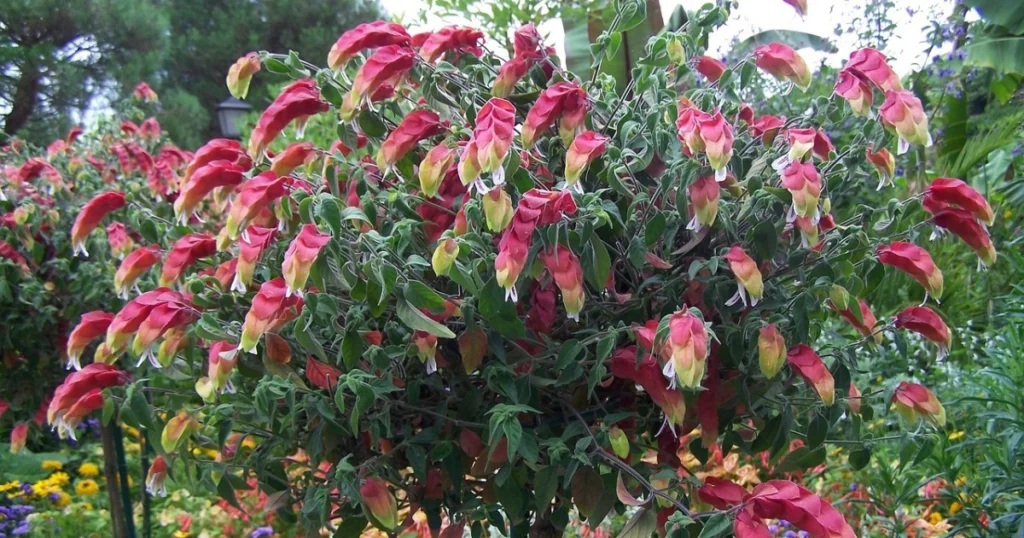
[173,531,190,538]
[192,447,204,457]
[205,448,220,459]
[48,472,70,487]
[124,425,141,438]
[75,479,100,496]
[52,491,71,508]
[955,476,967,487]
[1004,209,1012,219]
[78,463,100,477]
[41,460,64,471]
[927,512,944,525]
[950,502,962,515]
[241,437,257,449]
[948,431,965,441]
[126,442,141,455]
[82,502,94,510]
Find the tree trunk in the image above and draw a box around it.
[4,64,41,136]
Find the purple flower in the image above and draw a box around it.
[251,527,274,538]
[48,492,61,502]
[784,532,798,538]
[18,484,33,495]
[849,482,858,491]
[11,521,30,536]
[768,525,779,533]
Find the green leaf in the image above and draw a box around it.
[295,309,327,361]
[556,340,583,370]
[502,419,523,465]
[615,0,648,33]
[334,516,369,538]
[963,0,1024,33]
[341,326,364,371]
[357,110,388,138]
[806,414,828,450]
[534,466,559,516]
[644,212,667,247]
[584,237,612,291]
[570,467,604,520]
[848,446,871,470]
[965,36,1024,75]
[627,236,646,268]
[317,196,344,235]
[479,279,526,337]
[606,32,623,59]
[396,299,456,338]
[403,281,447,312]
[217,474,243,511]
[697,514,732,538]
[751,220,777,262]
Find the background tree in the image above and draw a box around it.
[0,0,167,142]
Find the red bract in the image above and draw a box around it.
[611,346,686,433]
[785,127,834,162]
[698,111,734,181]
[539,244,585,321]
[270,142,317,176]
[922,177,994,226]
[182,139,252,189]
[493,57,530,98]
[342,45,416,120]
[782,0,807,16]
[159,234,217,287]
[174,160,246,223]
[780,160,821,220]
[697,477,748,509]
[134,82,158,102]
[521,82,588,148]
[695,55,727,82]
[282,224,331,296]
[564,130,607,189]
[676,99,708,156]
[495,189,577,301]
[48,363,130,438]
[114,245,162,299]
[66,311,115,370]
[842,47,901,91]
[892,381,945,427]
[895,306,951,355]
[377,110,447,172]
[525,281,557,335]
[121,120,140,136]
[71,191,126,256]
[106,288,185,353]
[749,114,786,145]
[459,98,517,190]
[879,90,932,154]
[133,298,200,364]
[833,69,873,116]
[933,209,997,267]
[140,117,161,139]
[329,21,411,70]
[66,126,84,146]
[234,226,276,292]
[249,79,330,158]
[865,144,895,189]
[227,52,261,99]
[754,43,811,90]
[239,277,303,353]
[877,242,943,301]
[417,168,468,243]
[746,480,856,538]
[787,344,834,405]
[831,298,882,344]
[10,422,27,453]
[0,240,29,274]
[221,172,289,249]
[418,26,484,63]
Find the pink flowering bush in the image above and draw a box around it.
[0,2,1003,537]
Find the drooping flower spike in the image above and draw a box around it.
[564,131,608,191]
[780,160,822,222]
[611,346,686,435]
[131,298,200,367]
[758,324,786,379]
[895,306,951,357]
[250,79,330,158]
[722,246,763,307]
[922,177,994,226]
[418,26,485,64]
[114,245,162,299]
[419,145,455,199]
[341,46,416,121]
[787,344,835,405]
[328,21,411,70]
[220,171,289,249]
[377,110,447,173]
[842,47,901,91]
[71,191,126,256]
[494,189,577,301]
[106,222,135,259]
[48,363,130,439]
[783,127,834,164]
[833,69,874,117]
[521,81,588,149]
[10,422,27,453]
[831,298,882,344]
[195,341,239,402]
[698,111,734,182]
[227,52,261,100]
[360,477,400,530]
[879,90,933,155]
[239,278,304,354]
[865,144,895,190]
[932,209,997,268]
[159,234,217,287]
[892,381,946,427]
[233,226,277,293]
[539,244,586,321]
[146,455,168,497]
[636,310,709,390]
[458,98,517,191]
[687,175,721,231]
[282,224,331,296]
[173,160,246,224]
[482,188,513,232]
[182,139,252,190]
[270,142,317,176]
[66,311,115,370]
[877,241,943,302]
[754,43,811,91]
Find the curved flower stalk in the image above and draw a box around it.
[419,145,455,198]
[195,341,239,402]
[131,297,200,367]
[270,142,317,176]
[146,455,168,497]
[757,324,786,379]
[106,222,135,259]
[780,160,822,222]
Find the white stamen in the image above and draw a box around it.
[714,167,727,183]
[771,154,791,172]
[686,214,701,232]
[492,165,505,186]
[897,137,910,156]
[230,273,247,293]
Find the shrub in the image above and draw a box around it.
[1,3,1002,536]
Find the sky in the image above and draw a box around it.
[381,0,957,75]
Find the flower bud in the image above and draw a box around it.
[361,477,399,530]
[161,410,200,454]
[847,383,862,415]
[282,224,331,296]
[757,324,786,379]
[877,242,943,301]
[880,90,933,155]
[694,56,726,82]
[226,52,261,100]
[865,144,896,190]
[722,245,763,307]
[482,188,513,232]
[432,238,459,276]
[609,426,629,458]
[754,43,811,91]
[10,423,27,454]
[539,244,586,321]
[687,175,721,231]
[667,39,685,66]
[564,131,608,190]
[418,145,455,199]
[829,285,850,311]
[146,455,168,497]
[892,382,945,427]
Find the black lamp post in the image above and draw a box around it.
[215,97,252,139]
